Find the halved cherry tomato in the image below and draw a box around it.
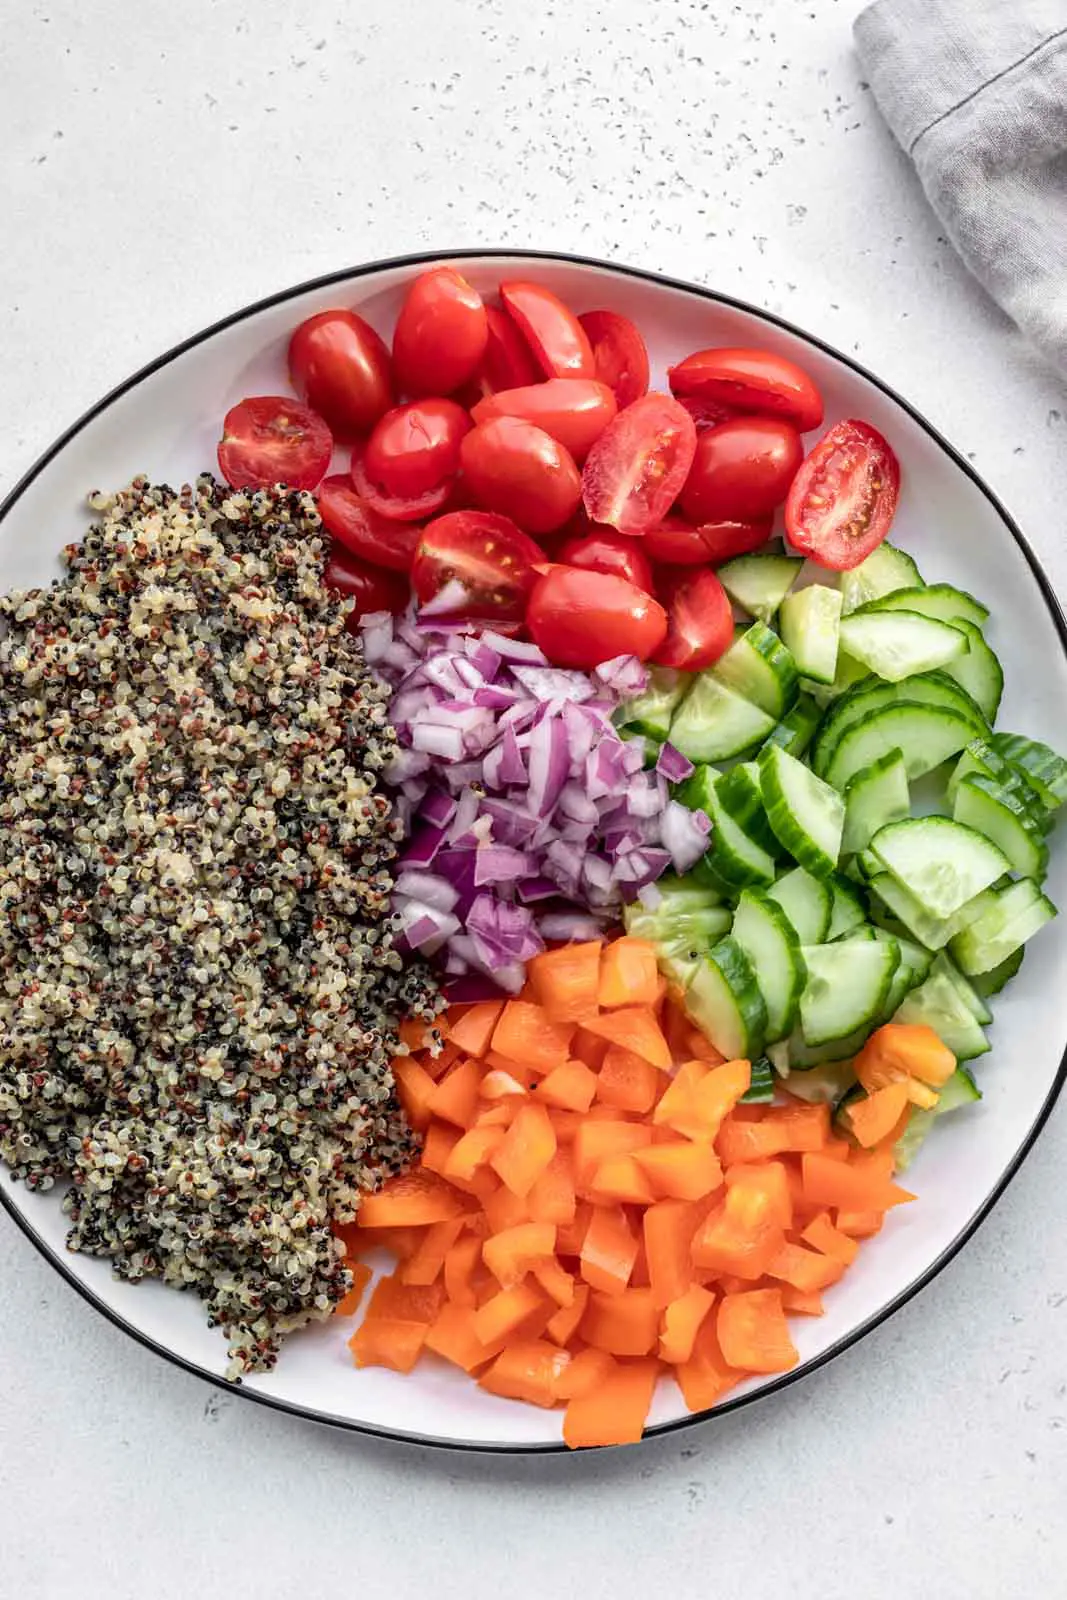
[578,311,650,409]
[679,417,803,524]
[669,347,824,432]
[526,567,667,668]
[653,567,734,671]
[677,395,738,433]
[463,306,542,401]
[785,419,901,571]
[392,267,488,397]
[581,394,697,536]
[288,310,393,438]
[363,399,471,498]
[460,417,582,536]
[316,476,419,572]
[217,397,333,491]
[499,282,595,380]
[350,448,453,523]
[472,380,616,462]
[558,531,653,592]
[323,543,409,625]
[643,514,774,566]
[413,511,545,624]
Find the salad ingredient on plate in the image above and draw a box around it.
[577,310,651,409]
[288,308,394,437]
[392,265,489,397]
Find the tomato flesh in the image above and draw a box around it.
[653,567,734,671]
[499,282,595,380]
[464,305,542,400]
[785,419,901,571]
[557,531,653,592]
[217,396,333,491]
[350,447,453,523]
[643,514,773,566]
[526,567,667,668]
[316,476,420,572]
[578,311,650,410]
[413,511,545,624]
[460,417,582,536]
[669,347,824,432]
[677,395,738,434]
[323,543,410,626]
[288,309,393,438]
[363,399,471,498]
[582,394,697,537]
[679,417,803,524]
[392,267,488,397]
[472,379,616,463]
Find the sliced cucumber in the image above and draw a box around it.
[873,925,933,987]
[863,583,989,629]
[714,763,780,857]
[838,610,968,683]
[893,966,990,1061]
[740,1056,776,1104]
[668,673,776,763]
[717,552,803,622]
[760,744,845,877]
[656,942,703,991]
[971,945,1024,998]
[947,738,1050,829]
[939,618,1003,724]
[799,939,900,1048]
[991,734,1067,810]
[712,621,799,720]
[810,670,987,780]
[731,890,807,1043]
[804,650,871,708]
[827,872,869,940]
[761,693,822,759]
[867,874,1005,952]
[643,874,725,912]
[953,774,1049,880]
[842,747,910,857]
[874,929,929,1018]
[894,1066,981,1171]
[931,951,993,1026]
[617,666,691,741]
[783,1023,872,1069]
[825,702,982,792]
[681,765,778,887]
[869,816,1010,921]
[685,936,768,1059]
[767,866,833,944]
[949,878,1057,975]
[779,1059,857,1102]
[626,905,733,950]
[779,584,842,686]
[840,542,923,614]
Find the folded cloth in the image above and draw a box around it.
[854,0,1067,373]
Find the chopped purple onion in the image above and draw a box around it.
[656,741,695,784]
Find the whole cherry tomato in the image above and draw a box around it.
[413,510,545,624]
[526,567,667,668]
[499,281,595,379]
[217,396,333,491]
[460,417,582,536]
[785,419,901,570]
[679,417,803,524]
[472,379,616,463]
[668,346,824,432]
[363,399,471,498]
[316,475,419,571]
[557,530,653,592]
[392,267,488,396]
[582,394,697,536]
[288,309,393,437]
[652,567,734,671]
[578,310,650,409]
[643,514,774,565]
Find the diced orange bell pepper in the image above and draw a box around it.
[535,1058,598,1112]
[554,1344,613,1400]
[632,1141,724,1202]
[335,1261,373,1317]
[563,1357,659,1448]
[802,1152,915,1213]
[572,1119,652,1189]
[581,1006,672,1069]
[392,1055,439,1131]
[858,1022,956,1089]
[779,1286,825,1316]
[400,1217,466,1286]
[527,1149,577,1226]
[692,1163,791,1280]
[473,1103,519,1131]
[835,1208,885,1238]
[420,1121,462,1176]
[546,1282,590,1347]
[659,1284,716,1364]
[556,1200,594,1258]
[527,942,603,1023]
[483,1222,556,1288]
[598,937,661,1009]
[589,1153,657,1206]
[571,1027,610,1071]
[724,1160,793,1226]
[799,1211,860,1266]
[581,1286,660,1356]
[580,1204,638,1295]
[399,1017,432,1052]
[491,1001,575,1073]
[717,1100,828,1164]
[472,1283,547,1346]
[422,1041,462,1082]
[596,1045,662,1113]
[845,1082,912,1148]
[352,1223,424,1260]
[428,1056,483,1128]
[348,1317,429,1373]
[643,1199,703,1309]
[424,1302,507,1372]
[479,1339,573,1408]
[717,1288,799,1373]
[446,1000,505,1058]
[361,1273,446,1325]
[357,1167,465,1228]
[443,1125,505,1185]
[479,1069,528,1101]
[766,1240,845,1293]
[490,1102,558,1197]
[676,1317,744,1412]
[664,1002,727,1067]
[443,1232,485,1308]
[482,1183,531,1236]
[532,1256,575,1307]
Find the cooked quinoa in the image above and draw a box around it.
[0,476,440,1376]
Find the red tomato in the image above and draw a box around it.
[499,282,595,380]
[581,394,697,536]
[679,417,803,524]
[526,567,667,668]
[653,567,734,671]
[350,447,452,522]
[669,347,824,433]
[323,544,410,627]
[677,395,738,433]
[316,475,419,572]
[472,379,616,463]
[643,514,773,566]
[363,399,471,498]
[392,267,488,397]
[785,419,901,571]
[557,531,653,592]
[217,396,333,491]
[288,309,393,438]
[413,511,545,624]
[460,417,582,536]
[463,305,542,400]
[578,311,650,409]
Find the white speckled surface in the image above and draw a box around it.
[2,2,1066,1594]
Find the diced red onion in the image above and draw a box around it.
[400,823,448,869]
[421,790,457,828]
[359,611,394,664]
[394,870,460,913]
[411,722,466,760]
[538,910,604,943]
[516,875,561,904]
[660,800,713,874]
[511,665,594,703]
[594,654,649,697]
[474,845,533,885]
[478,631,549,665]
[416,578,471,619]
[656,742,694,783]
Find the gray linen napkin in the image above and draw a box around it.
[854,0,1067,373]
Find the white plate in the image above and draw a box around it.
[3,251,1067,1452]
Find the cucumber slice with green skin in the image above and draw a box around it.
[867,874,1005,952]
[645,875,725,912]
[893,966,990,1061]
[873,925,933,987]
[810,671,987,780]
[778,584,842,686]
[657,942,704,990]
[679,766,778,886]
[783,1023,872,1068]
[842,747,910,856]
[799,939,900,1047]
[840,542,924,614]
[894,1066,981,1171]
[731,890,807,1042]
[825,702,983,791]
[838,610,968,683]
[685,936,768,1059]
[616,666,691,741]
[860,583,989,629]
[939,618,1003,725]
[668,672,776,762]
[717,552,804,622]
[971,944,1025,998]
[991,733,1067,809]
[761,693,822,759]
[626,906,733,950]
[953,774,1049,880]
[805,654,872,711]
[740,1056,776,1104]
[948,878,1057,975]
[712,621,799,720]
[869,816,1011,921]
[826,872,869,940]
[947,738,1050,829]
[930,951,993,1026]
[760,744,845,877]
[767,866,833,943]
[781,1060,857,1102]
[715,763,781,857]
[765,1039,791,1077]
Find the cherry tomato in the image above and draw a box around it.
[679,417,803,524]
[499,281,595,380]
[472,379,616,463]
[785,419,901,571]
[677,395,738,433]
[558,531,653,592]
[288,309,393,438]
[413,510,545,624]
[526,567,667,669]
[462,305,542,401]
[316,476,419,572]
[578,310,650,409]
[350,447,453,523]
[643,514,773,566]
[669,347,824,432]
[653,567,734,671]
[323,543,410,627]
[460,417,582,536]
[582,394,697,536]
[363,399,471,498]
[217,396,333,491]
[392,267,488,397]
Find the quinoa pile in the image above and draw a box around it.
[0,476,440,1376]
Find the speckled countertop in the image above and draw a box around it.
[2,3,1066,1596]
